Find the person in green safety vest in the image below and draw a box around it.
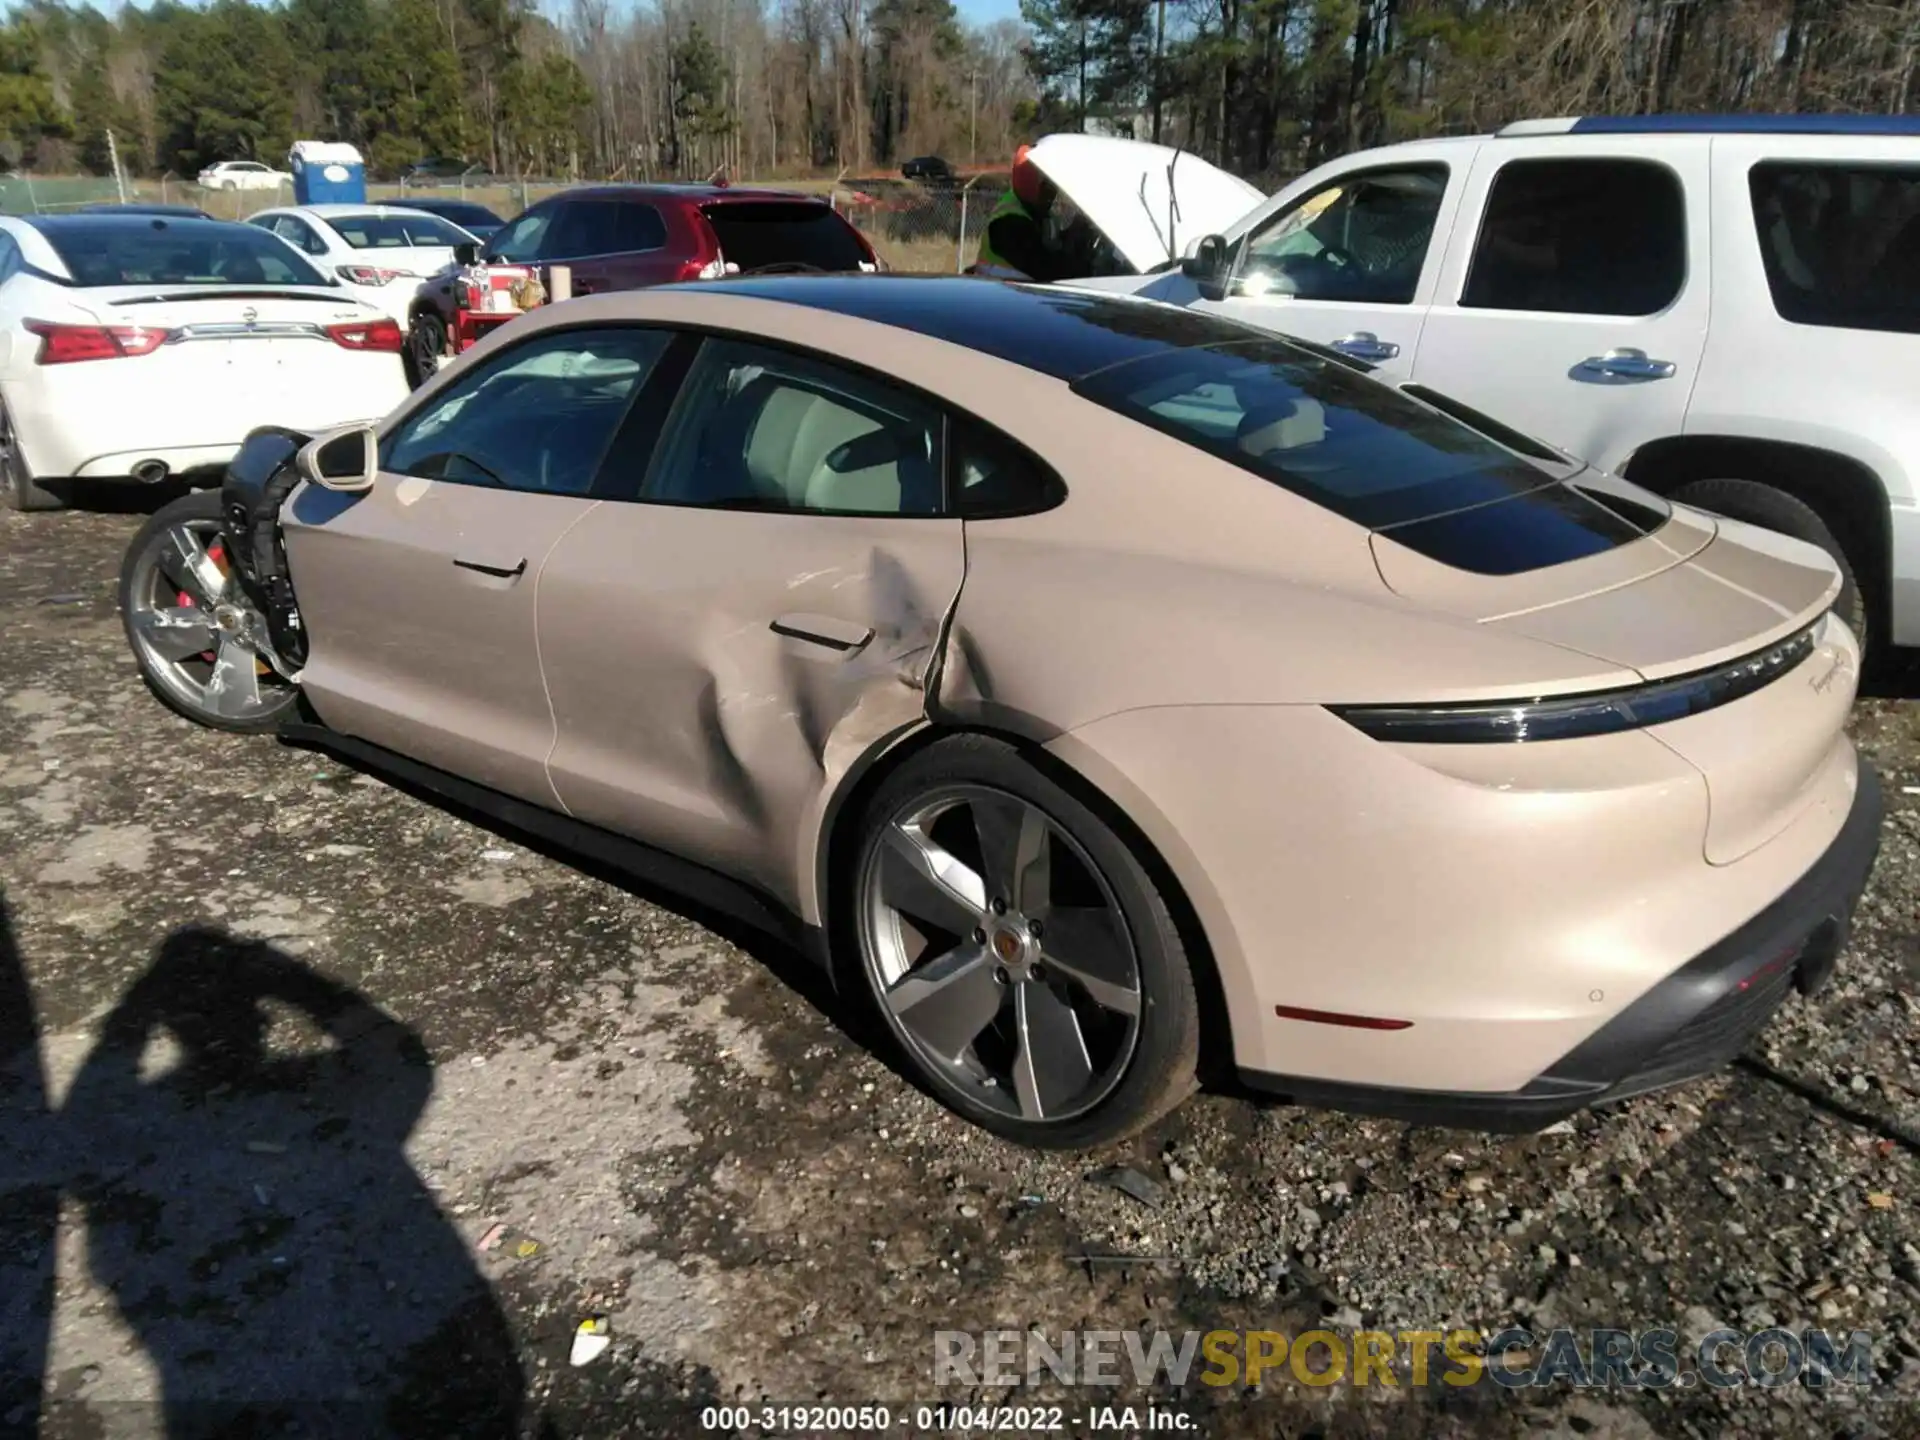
[973,143,1082,282]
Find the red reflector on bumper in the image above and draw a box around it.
[1274,1004,1413,1031]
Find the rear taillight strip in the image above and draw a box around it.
[1330,622,1821,744]
[25,319,171,364]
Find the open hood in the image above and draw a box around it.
[1026,134,1264,274]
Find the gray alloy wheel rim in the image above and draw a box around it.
[857,783,1144,1124]
[126,514,295,725]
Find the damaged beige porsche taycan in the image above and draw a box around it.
[118,276,1881,1147]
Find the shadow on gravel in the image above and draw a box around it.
[30,476,192,516]
[0,889,524,1440]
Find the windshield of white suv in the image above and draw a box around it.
[1750,162,1920,333]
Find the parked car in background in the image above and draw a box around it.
[404,158,483,188]
[402,183,879,386]
[247,204,477,324]
[391,197,505,242]
[0,213,408,511]
[77,202,215,219]
[1050,117,1920,659]
[197,161,290,193]
[901,155,955,183]
[117,278,1877,1146]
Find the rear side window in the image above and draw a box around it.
[551,200,666,257]
[1073,338,1658,574]
[1750,162,1920,333]
[701,203,868,272]
[951,420,1064,517]
[1464,159,1686,316]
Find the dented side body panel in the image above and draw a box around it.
[536,506,965,921]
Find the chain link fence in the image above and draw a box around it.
[829,174,1008,273]
[0,169,1015,274]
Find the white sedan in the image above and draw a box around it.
[246,205,477,324]
[196,161,290,193]
[0,212,411,511]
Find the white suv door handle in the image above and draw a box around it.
[1330,331,1401,362]
[1578,347,1677,381]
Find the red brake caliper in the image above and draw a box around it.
[177,541,226,662]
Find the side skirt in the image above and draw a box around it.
[278,720,827,967]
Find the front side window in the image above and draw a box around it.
[484,205,556,264]
[643,339,943,515]
[40,222,328,288]
[1749,162,1920,333]
[381,327,670,496]
[1073,337,1659,574]
[1464,158,1686,316]
[1237,165,1448,305]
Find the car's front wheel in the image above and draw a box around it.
[848,735,1200,1148]
[119,491,302,733]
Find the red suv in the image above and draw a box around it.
[404,184,880,384]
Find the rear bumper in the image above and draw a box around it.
[1239,757,1884,1132]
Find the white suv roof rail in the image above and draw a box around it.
[1495,113,1920,138]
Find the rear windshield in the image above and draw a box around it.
[1749,162,1920,333]
[702,202,868,272]
[37,221,328,288]
[1073,339,1660,574]
[420,202,500,230]
[330,212,472,249]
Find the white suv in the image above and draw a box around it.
[1045,119,1920,655]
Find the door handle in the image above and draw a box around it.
[452,555,527,579]
[1577,347,1677,381]
[1330,331,1401,362]
[770,612,874,653]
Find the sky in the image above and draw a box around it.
[957,0,1024,23]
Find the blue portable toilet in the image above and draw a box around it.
[289,141,366,205]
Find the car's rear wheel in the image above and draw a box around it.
[848,735,1199,1149]
[405,312,447,389]
[118,491,301,734]
[0,402,61,512]
[1671,478,1868,651]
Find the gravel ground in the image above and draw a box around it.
[2,500,1919,1439]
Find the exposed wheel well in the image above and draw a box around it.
[1624,436,1890,630]
[819,723,1238,1088]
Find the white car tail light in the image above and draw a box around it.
[326,318,405,353]
[336,264,414,286]
[24,320,171,364]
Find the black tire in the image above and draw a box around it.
[0,401,62,512]
[118,490,301,734]
[404,311,447,390]
[844,734,1200,1149]
[1671,478,1869,651]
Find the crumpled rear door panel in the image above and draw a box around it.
[536,506,966,917]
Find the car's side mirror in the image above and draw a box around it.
[453,241,479,266]
[297,423,379,493]
[1181,234,1230,301]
